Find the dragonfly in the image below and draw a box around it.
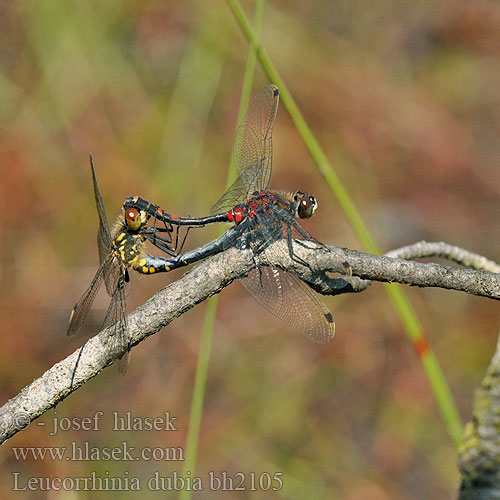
[67,156,203,372]
[124,84,335,343]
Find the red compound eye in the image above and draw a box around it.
[125,208,141,230]
[125,208,139,221]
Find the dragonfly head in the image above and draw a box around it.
[123,196,137,208]
[293,191,318,219]
[124,207,148,230]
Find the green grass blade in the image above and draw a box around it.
[180,3,266,495]
[226,0,463,446]
[179,297,217,500]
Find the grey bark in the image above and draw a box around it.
[0,240,498,447]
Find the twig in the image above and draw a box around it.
[266,241,500,300]
[1,241,498,444]
[386,241,500,273]
[0,246,254,445]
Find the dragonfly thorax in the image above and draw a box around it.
[111,211,149,268]
[112,229,146,268]
[227,191,280,224]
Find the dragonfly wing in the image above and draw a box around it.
[233,84,279,193]
[67,257,110,337]
[89,156,113,265]
[102,255,121,297]
[210,85,279,213]
[240,266,335,344]
[102,270,130,373]
[89,158,122,296]
[210,176,248,215]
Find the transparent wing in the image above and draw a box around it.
[89,156,120,296]
[210,84,279,214]
[234,84,279,191]
[103,257,121,297]
[102,270,130,373]
[210,176,248,215]
[89,155,113,265]
[67,256,112,337]
[240,266,335,344]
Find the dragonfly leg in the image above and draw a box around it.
[143,230,179,257]
[290,221,323,250]
[148,216,176,250]
[286,223,311,270]
[176,225,194,254]
[254,257,264,287]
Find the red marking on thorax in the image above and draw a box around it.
[229,208,245,224]
[228,192,279,224]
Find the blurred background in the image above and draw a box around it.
[0,1,499,498]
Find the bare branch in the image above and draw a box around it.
[386,241,500,273]
[263,241,500,300]
[0,247,255,445]
[1,240,498,445]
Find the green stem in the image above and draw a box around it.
[226,0,463,446]
[179,297,217,500]
[180,4,266,497]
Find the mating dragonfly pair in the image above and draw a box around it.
[68,85,335,372]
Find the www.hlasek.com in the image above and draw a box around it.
[12,471,284,492]
[12,440,184,462]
